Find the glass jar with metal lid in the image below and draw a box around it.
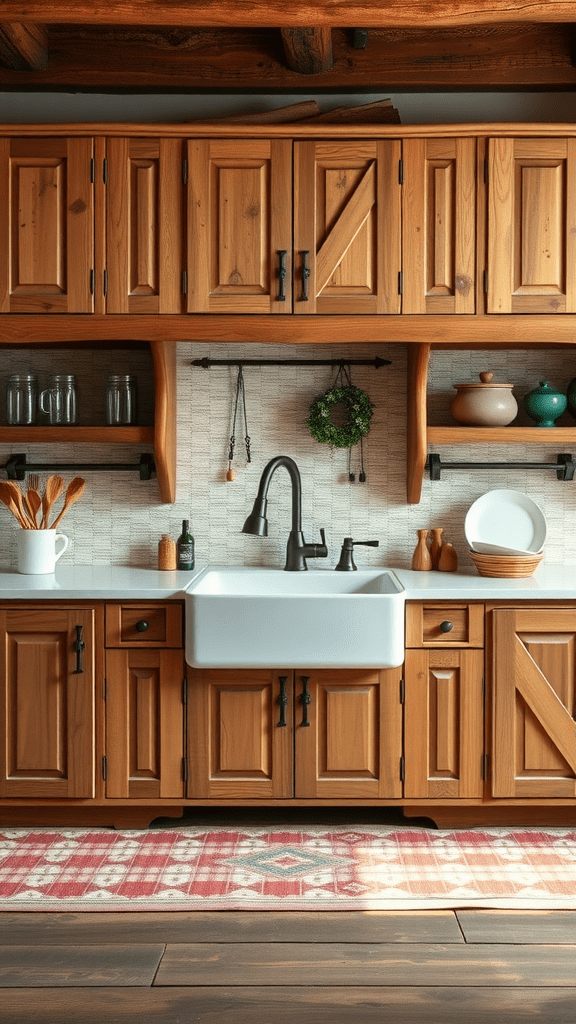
[6,373,38,425]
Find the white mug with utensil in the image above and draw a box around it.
[17,530,69,574]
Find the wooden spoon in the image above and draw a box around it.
[50,477,86,530]
[40,475,64,529]
[4,481,35,528]
[0,481,30,528]
[25,486,42,528]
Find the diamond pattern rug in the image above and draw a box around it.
[1,825,575,911]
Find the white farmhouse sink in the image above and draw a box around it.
[185,567,406,669]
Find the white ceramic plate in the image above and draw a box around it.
[471,540,543,557]
[464,489,547,554]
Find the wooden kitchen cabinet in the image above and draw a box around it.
[0,606,97,798]
[491,606,576,799]
[294,140,401,314]
[403,602,485,801]
[487,137,576,314]
[187,667,403,800]
[0,136,94,313]
[401,137,477,314]
[104,601,185,799]
[105,137,184,314]
[186,138,292,313]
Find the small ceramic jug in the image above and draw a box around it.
[523,381,567,427]
[411,529,432,571]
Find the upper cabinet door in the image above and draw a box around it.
[402,138,476,314]
[487,137,576,313]
[0,137,94,313]
[186,139,292,313]
[106,138,184,314]
[294,140,401,314]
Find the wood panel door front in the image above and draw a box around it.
[187,669,293,799]
[294,140,401,314]
[492,607,576,798]
[0,608,95,798]
[0,136,94,313]
[402,137,476,314]
[294,669,403,799]
[187,139,292,313]
[105,649,185,799]
[404,649,484,800]
[106,138,184,313]
[487,137,576,313]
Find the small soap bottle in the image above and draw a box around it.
[176,519,195,571]
[158,534,177,571]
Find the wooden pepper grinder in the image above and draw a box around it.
[411,529,432,571]
[438,541,458,572]
[429,527,444,569]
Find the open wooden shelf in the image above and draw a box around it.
[0,426,154,444]
[427,426,576,444]
[407,342,576,503]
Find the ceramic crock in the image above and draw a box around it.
[523,381,567,427]
[450,371,518,426]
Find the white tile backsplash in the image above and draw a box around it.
[2,342,576,571]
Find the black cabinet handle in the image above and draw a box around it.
[300,250,310,302]
[277,675,289,727]
[135,620,149,633]
[73,625,85,674]
[277,250,287,302]
[440,620,453,633]
[299,676,311,727]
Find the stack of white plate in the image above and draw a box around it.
[464,490,546,577]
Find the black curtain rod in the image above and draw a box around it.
[191,357,391,369]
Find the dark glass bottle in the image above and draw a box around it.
[176,519,195,570]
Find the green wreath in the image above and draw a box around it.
[307,384,374,448]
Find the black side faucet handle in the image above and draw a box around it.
[335,537,380,571]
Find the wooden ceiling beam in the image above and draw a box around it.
[281,27,333,74]
[1,1,576,28]
[0,25,574,91]
[0,22,48,70]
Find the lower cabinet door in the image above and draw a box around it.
[492,607,576,798]
[187,669,293,799]
[0,607,96,798]
[105,649,185,799]
[294,669,403,800]
[404,648,485,799]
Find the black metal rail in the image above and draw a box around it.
[2,453,156,481]
[191,356,391,368]
[427,452,575,481]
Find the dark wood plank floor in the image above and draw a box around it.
[0,909,575,1023]
[1,811,575,1023]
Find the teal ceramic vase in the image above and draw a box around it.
[523,381,567,427]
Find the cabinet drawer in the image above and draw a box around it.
[105,603,183,648]
[406,602,484,648]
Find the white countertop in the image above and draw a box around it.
[0,562,574,600]
[0,564,205,599]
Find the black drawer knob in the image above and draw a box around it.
[440,620,453,633]
[135,620,149,633]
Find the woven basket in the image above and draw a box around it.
[469,549,543,578]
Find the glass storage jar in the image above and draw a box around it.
[6,373,38,425]
[106,374,138,425]
[39,374,78,425]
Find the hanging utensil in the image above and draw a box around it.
[226,365,251,481]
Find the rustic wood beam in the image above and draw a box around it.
[281,27,333,74]
[1,25,574,91]
[0,1,575,28]
[0,21,48,70]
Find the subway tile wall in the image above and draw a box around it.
[1,342,576,570]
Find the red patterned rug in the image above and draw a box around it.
[1,825,575,911]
